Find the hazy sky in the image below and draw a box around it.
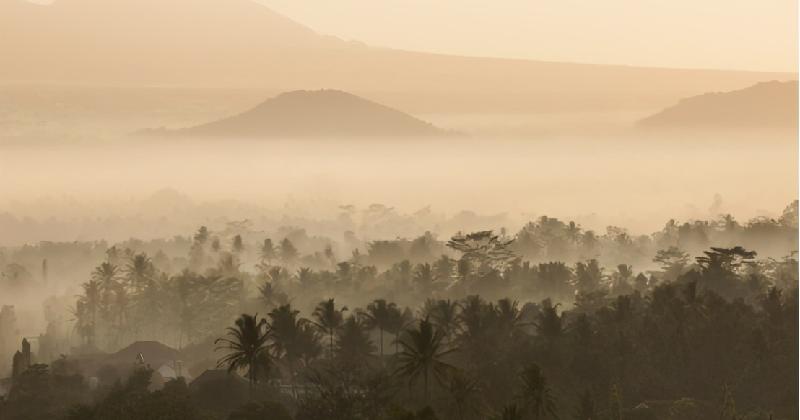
[259,0,797,72]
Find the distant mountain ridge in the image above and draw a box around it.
[1,0,793,114]
[142,90,454,138]
[638,81,798,129]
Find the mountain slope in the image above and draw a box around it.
[147,90,452,138]
[1,0,794,113]
[637,81,798,129]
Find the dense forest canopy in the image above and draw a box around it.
[0,201,796,419]
[1,1,795,419]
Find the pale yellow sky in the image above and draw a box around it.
[259,0,798,72]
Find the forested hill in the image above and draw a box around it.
[638,80,798,129]
[143,90,453,138]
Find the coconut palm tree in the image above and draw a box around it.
[457,295,496,350]
[385,306,411,355]
[336,315,375,365]
[458,295,487,335]
[92,262,119,290]
[395,317,456,402]
[74,280,101,347]
[496,298,524,336]
[92,262,119,319]
[311,298,348,358]
[215,313,271,392]
[125,253,155,292]
[258,280,289,311]
[260,238,276,265]
[268,305,304,359]
[423,299,460,343]
[268,304,321,396]
[107,281,130,347]
[360,299,398,358]
[535,299,563,342]
[279,238,299,265]
[516,363,558,420]
[131,274,166,340]
[174,270,208,349]
[232,234,244,254]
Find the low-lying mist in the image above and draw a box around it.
[1,132,795,245]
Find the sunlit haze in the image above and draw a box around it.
[0,2,797,419]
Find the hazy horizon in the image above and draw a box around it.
[1,134,796,246]
[0,2,797,420]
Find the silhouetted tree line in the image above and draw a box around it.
[0,203,796,419]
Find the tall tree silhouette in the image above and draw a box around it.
[336,315,375,366]
[269,304,320,396]
[516,363,558,420]
[311,298,348,358]
[396,317,455,402]
[360,299,398,358]
[215,313,271,392]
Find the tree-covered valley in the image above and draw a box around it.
[0,202,796,420]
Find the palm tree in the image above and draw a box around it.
[311,298,348,358]
[517,363,558,420]
[92,262,119,319]
[92,262,119,290]
[279,238,299,265]
[109,281,130,346]
[131,274,165,340]
[336,315,375,365]
[423,299,460,343]
[268,304,304,358]
[360,299,398,358]
[232,234,244,254]
[457,295,494,356]
[495,298,524,336]
[395,317,456,402]
[268,304,320,397]
[174,270,207,349]
[458,295,487,334]
[215,314,271,392]
[125,253,155,292]
[535,299,563,342]
[74,280,101,347]
[260,238,276,265]
[386,306,411,355]
[258,278,288,312]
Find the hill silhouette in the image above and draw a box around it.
[638,81,798,129]
[143,90,453,138]
[1,0,793,113]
